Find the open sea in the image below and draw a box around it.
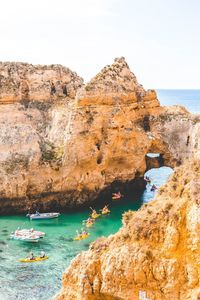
[0,90,200,300]
[157,89,200,114]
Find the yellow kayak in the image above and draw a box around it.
[86,222,93,228]
[101,210,110,215]
[91,213,101,219]
[19,256,49,263]
[74,233,90,241]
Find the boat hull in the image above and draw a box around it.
[74,233,90,241]
[19,256,49,262]
[91,213,101,219]
[29,213,60,220]
[10,236,40,242]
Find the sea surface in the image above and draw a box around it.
[157,89,200,114]
[0,167,173,300]
[0,89,199,300]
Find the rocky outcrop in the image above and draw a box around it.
[0,62,83,103]
[77,57,159,108]
[0,58,199,214]
[54,159,200,300]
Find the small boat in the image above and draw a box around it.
[91,213,101,219]
[86,222,93,228]
[13,229,45,237]
[19,256,49,263]
[112,192,123,200]
[82,217,94,228]
[74,233,90,241]
[112,196,121,200]
[27,212,60,220]
[10,235,40,242]
[10,228,45,242]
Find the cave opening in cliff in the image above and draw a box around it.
[145,152,164,171]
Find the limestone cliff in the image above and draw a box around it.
[0,62,83,103]
[0,58,199,214]
[54,159,200,300]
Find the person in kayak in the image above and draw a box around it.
[151,184,157,191]
[28,252,35,260]
[40,250,45,258]
[144,176,151,183]
[90,208,97,215]
[82,229,88,236]
[102,205,109,214]
[86,217,93,225]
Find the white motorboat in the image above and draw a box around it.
[13,228,45,237]
[10,235,40,242]
[27,212,60,220]
[10,228,45,242]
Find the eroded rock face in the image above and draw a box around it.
[0,62,83,103]
[54,159,200,300]
[0,58,199,214]
[77,57,159,108]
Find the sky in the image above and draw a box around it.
[0,0,200,88]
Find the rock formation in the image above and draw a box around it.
[54,159,200,300]
[0,62,83,103]
[0,58,199,214]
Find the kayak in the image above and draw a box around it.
[27,212,60,220]
[10,234,40,242]
[101,210,110,215]
[112,196,121,200]
[19,256,49,263]
[86,222,93,228]
[91,213,101,219]
[74,233,90,241]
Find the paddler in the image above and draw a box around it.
[82,229,88,236]
[86,217,93,225]
[151,184,157,191]
[40,250,45,258]
[102,205,109,214]
[90,208,97,216]
[144,176,151,183]
[28,252,35,260]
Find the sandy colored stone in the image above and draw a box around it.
[54,159,200,300]
[0,58,199,214]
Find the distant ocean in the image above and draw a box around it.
[156,89,200,114]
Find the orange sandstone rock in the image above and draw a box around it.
[54,159,200,300]
[0,58,199,214]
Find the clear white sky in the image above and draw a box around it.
[1,0,200,88]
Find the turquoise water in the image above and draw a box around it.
[157,89,200,114]
[142,167,173,203]
[0,167,172,300]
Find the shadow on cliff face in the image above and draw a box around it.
[0,176,146,215]
[86,177,146,215]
